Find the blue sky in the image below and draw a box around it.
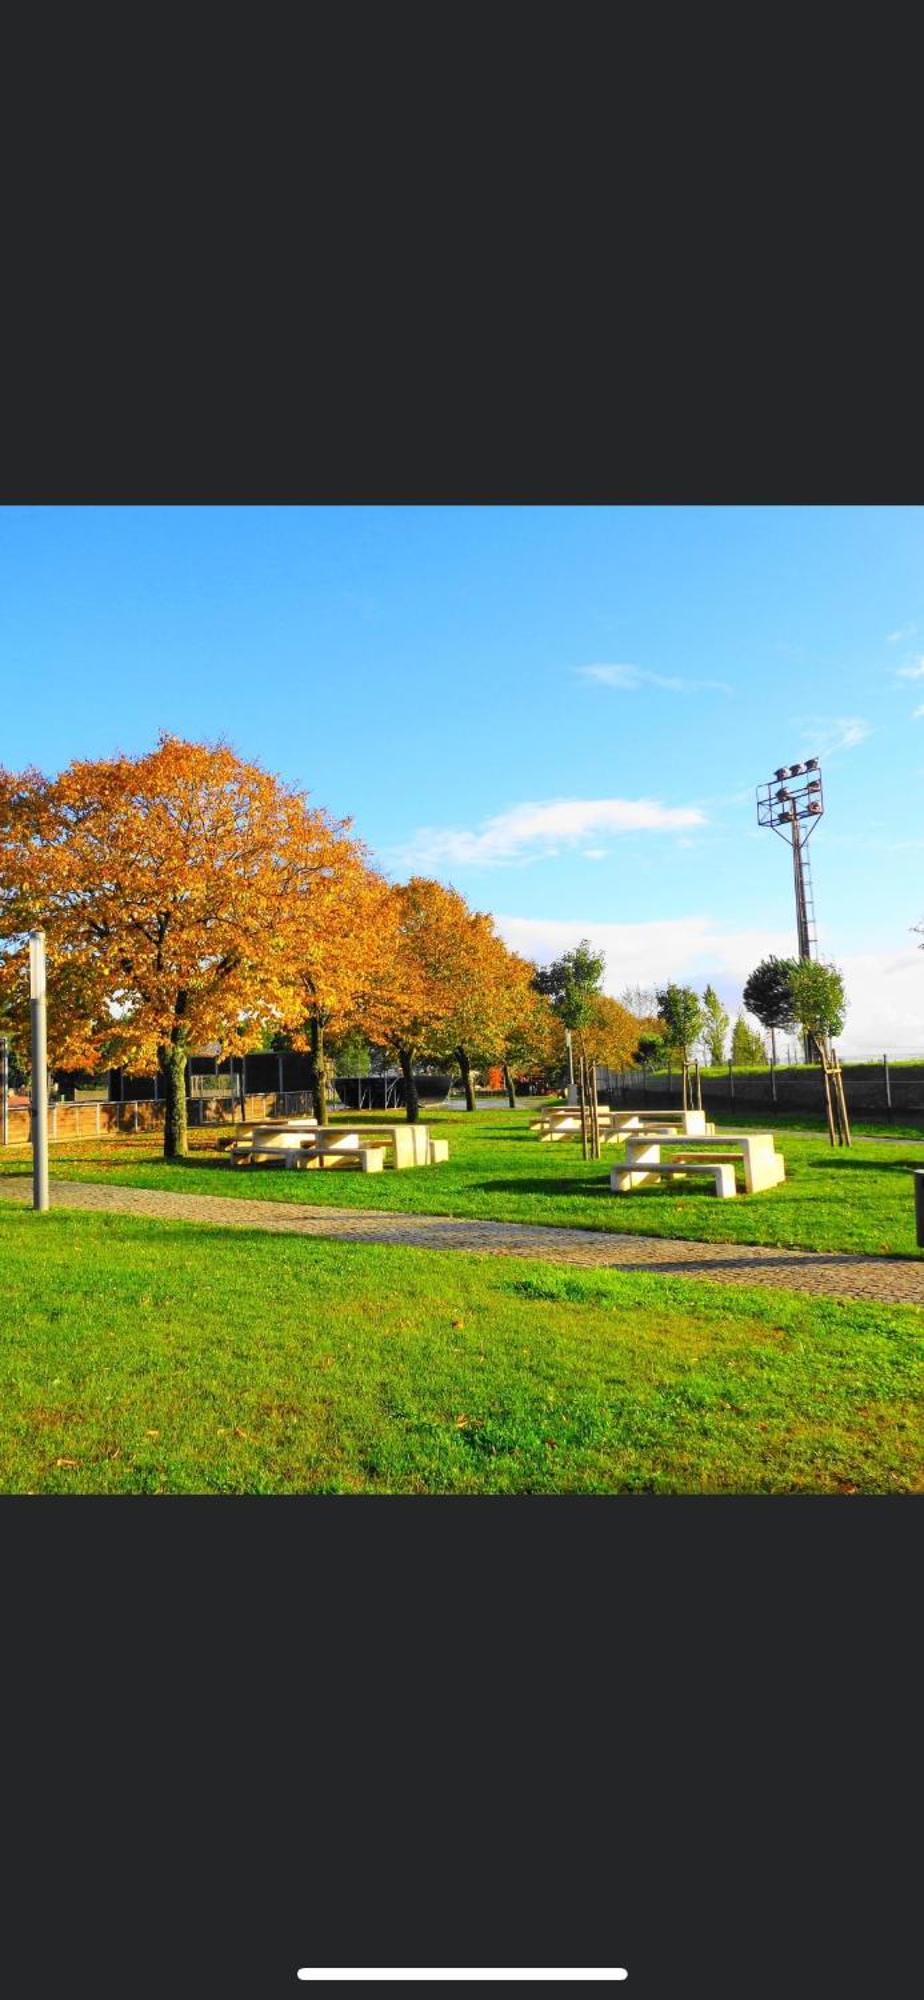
[2,505,923,1052]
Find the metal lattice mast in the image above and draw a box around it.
[756,757,824,1059]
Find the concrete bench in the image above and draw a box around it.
[428,1138,450,1164]
[304,1143,386,1173]
[610,1159,737,1198]
[244,1146,313,1170]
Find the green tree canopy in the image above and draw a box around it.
[731,1014,768,1064]
[742,957,797,1036]
[533,939,606,1042]
[330,1029,371,1075]
[701,984,730,1066]
[633,1031,667,1071]
[787,960,847,1044]
[655,983,704,1064]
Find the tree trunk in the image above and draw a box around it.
[398,1046,420,1123]
[502,1060,516,1109]
[159,1042,189,1159]
[770,1023,777,1065]
[309,1015,327,1124]
[457,1048,476,1112]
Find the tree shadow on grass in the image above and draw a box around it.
[473,1176,725,1204]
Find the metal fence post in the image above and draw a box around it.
[914,1169,924,1248]
[728,1059,734,1104]
[770,1058,777,1106]
[1,1034,8,1147]
[883,1054,891,1112]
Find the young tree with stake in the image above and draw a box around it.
[655,983,705,1108]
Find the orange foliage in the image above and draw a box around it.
[580,993,646,1070]
[363,877,468,1064]
[366,882,547,1075]
[0,737,371,1144]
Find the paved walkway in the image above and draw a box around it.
[4,1176,924,1308]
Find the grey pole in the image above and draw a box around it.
[914,1169,924,1249]
[29,931,49,1211]
[1,1034,8,1147]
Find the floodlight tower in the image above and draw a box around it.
[756,758,824,1058]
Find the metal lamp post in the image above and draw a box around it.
[1,1034,8,1148]
[565,1027,575,1099]
[29,930,49,1211]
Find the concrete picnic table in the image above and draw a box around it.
[248,1122,444,1169]
[619,1129,785,1196]
[309,1123,432,1169]
[533,1105,713,1140]
[603,1108,713,1136]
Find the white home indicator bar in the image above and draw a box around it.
[297,1974,628,1984]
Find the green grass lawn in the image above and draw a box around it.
[1,1202,922,1493]
[3,1104,923,1257]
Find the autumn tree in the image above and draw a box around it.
[283,850,395,1121]
[497,955,559,1105]
[363,878,463,1122]
[581,992,646,1072]
[0,736,360,1158]
[437,914,543,1113]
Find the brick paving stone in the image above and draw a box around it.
[3,1176,924,1308]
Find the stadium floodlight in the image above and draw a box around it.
[756,757,825,970]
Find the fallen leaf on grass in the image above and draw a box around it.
[55,1457,79,1469]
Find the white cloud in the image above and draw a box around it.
[896,657,924,680]
[887,625,916,644]
[577,663,733,696]
[394,797,706,870]
[792,716,871,757]
[583,848,609,861]
[914,704,924,720]
[493,915,924,1057]
[494,913,792,995]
